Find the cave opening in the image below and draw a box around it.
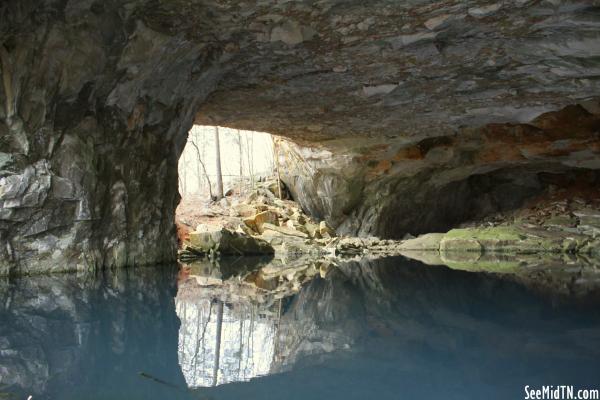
[175,125,283,236]
[377,167,600,239]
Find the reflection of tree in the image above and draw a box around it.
[212,301,223,386]
[192,301,213,379]
[176,286,281,388]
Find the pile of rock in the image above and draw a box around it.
[178,179,339,261]
[180,180,600,267]
[231,184,336,242]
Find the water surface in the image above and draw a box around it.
[1,257,600,399]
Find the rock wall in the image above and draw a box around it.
[0,1,227,274]
[279,104,600,237]
[1,0,600,272]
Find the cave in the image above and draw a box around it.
[1,1,600,275]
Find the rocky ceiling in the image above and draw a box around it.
[195,0,600,141]
[0,0,599,273]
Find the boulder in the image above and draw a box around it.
[188,227,274,255]
[285,219,309,234]
[398,233,444,250]
[304,222,322,239]
[233,204,258,218]
[243,210,279,233]
[291,211,306,224]
[319,221,336,237]
[261,223,309,238]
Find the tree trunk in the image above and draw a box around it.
[245,132,254,191]
[192,131,202,194]
[214,126,224,200]
[189,139,213,200]
[238,130,243,194]
[273,137,283,199]
[180,150,188,197]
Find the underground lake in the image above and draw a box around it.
[2,255,600,400]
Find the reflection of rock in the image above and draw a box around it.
[257,257,600,398]
[271,269,362,373]
[400,250,600,298]
[176,255,343,387]
[180,253,335,302]
[185,256,273,282]
[179,253,600,392]
[0,267,186,399]
[176,261,278,388]
[186,256,600,399]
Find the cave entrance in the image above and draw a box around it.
[176,125,278,234]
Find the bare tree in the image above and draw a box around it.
[190,130,203,194]
[180,149,188,197]
[189,139,213,200]
[237,129,243,194]
[244,131,255,190]
[214,126,224,200]
[272,136,283,199]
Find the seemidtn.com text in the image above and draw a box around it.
[525,386,599,400]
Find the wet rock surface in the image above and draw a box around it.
[1,1,600,271]
[397,193,600,295]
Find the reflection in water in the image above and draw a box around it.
[0,266,189,400]
[176,294,278,387]
[175,255,332,387]
[183,257,600,400]
[2,256,600,399]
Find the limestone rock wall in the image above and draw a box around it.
[279,104,600,237]
[0,1,227,274]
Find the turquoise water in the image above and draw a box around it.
[1,257,599,399]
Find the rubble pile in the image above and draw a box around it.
[178,179,343,260]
